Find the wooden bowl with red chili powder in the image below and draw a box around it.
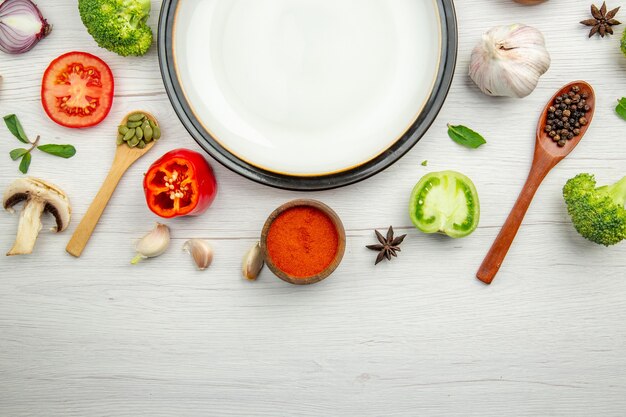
[260,199,346,285]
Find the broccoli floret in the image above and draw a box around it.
[78,0,153,57]
[563,173,626,246]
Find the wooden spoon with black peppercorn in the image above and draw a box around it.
[476,81,595,285]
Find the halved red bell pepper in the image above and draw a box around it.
[143,149,217,218]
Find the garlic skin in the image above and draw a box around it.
[242,242,264,281]
[131,223,170,264]
[183,239,213,270]
[469,24,550,98]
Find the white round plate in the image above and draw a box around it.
[160,0,457,189]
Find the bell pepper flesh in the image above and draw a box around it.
[143,149,217,218]
[409,171,480,238]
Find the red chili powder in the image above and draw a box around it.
[266,206,339,278]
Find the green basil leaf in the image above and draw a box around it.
[37,144,76,159]
[10,148,29,161]
[3,114,29,144]
[615,98,626,120]
[447,124,487,149]
[19,152,31,174]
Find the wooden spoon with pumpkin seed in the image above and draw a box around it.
[66,111,161,258]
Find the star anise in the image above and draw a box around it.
[581,2,621,38]
[366,226,406,265]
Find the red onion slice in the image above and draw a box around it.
[0,0,51,54]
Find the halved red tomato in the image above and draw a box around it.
[41,52,114,128]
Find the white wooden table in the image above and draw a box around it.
[1,1,625,416]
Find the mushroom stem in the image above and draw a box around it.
[7,199,44,256]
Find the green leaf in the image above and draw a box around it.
[615,98,626,120]
[421,160,428,167]
[37,144,76,159]
[9,148,29,161]
[447,124,487,149]
[19,152,31,174]
[3,114,29,144]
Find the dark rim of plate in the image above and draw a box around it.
[158,0,458,191]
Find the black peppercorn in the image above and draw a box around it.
[543,86,591,147]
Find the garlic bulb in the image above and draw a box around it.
[469,24,550,98]
[183,239,213,270]
[131,223,170,264]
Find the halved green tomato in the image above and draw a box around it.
[409,171,480,238]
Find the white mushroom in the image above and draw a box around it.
[3,177,71,256]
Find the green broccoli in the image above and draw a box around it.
[78,0,153,57]
[563,173,626,246]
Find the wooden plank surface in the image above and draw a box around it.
[1,1,625,416]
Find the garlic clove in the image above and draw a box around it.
[469,24,550,98]
[183,239,213,270]
[242,242,264,281]
[131,223,170,264]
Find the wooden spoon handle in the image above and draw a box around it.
[66,164,128,257]
[476,162,552,285]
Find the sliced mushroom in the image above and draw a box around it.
[3,177,71,256]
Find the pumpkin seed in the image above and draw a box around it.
[153,126,161,140]
[128,137,140,147]
[136,127,144,140]
[138,140,146,149]
[127,120,142,128]
[149,119,156,128]
[143,125,153,141]
[118,125,129,135]
[123,129,136,141]
[128,113,146,122]
[117,135,124,145]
